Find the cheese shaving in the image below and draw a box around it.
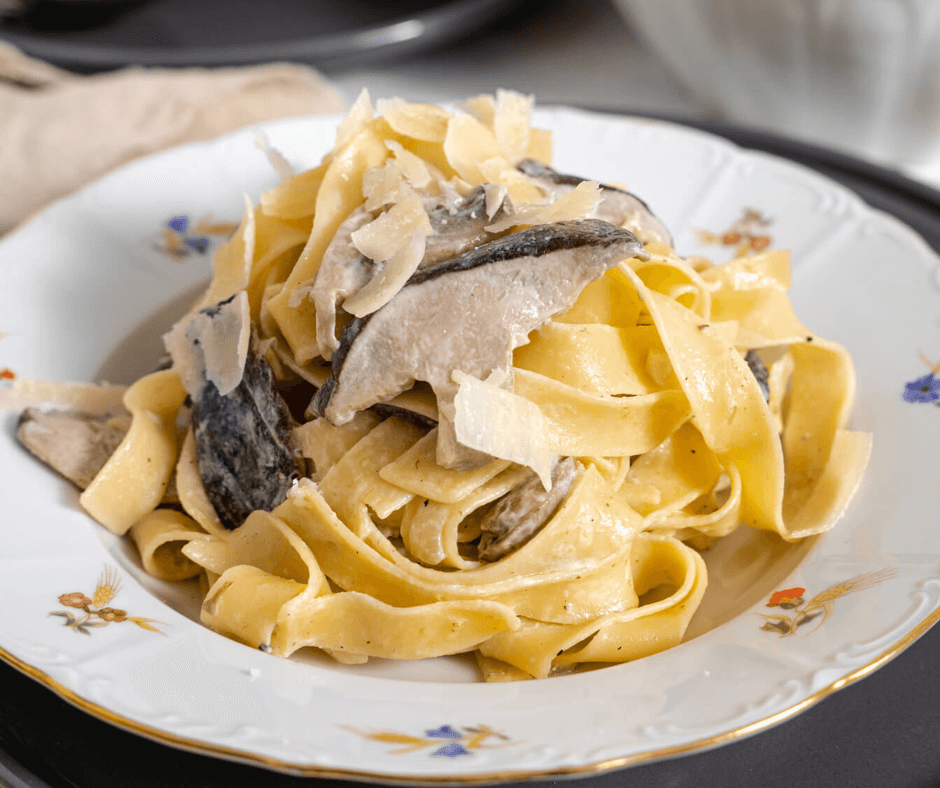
[457,94,496,128]
[493,89,534,165]
[335,88,374,149]
[376,97,451,142]
[452,370,553,491]
[350,191,432,262]
[254,132,295,182]
[0,378,128,414]
[385,140,433,188]
[165,290,251,397]
[343,229,426,318]
[443,113,502,184]
[362,160,408,211]
[485,181,603,233]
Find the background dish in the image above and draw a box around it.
[0,0,524,70]
[1,107,939,784]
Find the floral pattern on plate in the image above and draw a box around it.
[695,207,773,257]
[759,569,898,636]
[344,724,514,758]
[50,566,164,636]
[151,214,238,259]
[904,353,940,405]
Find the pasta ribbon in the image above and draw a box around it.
[79,369,186,535]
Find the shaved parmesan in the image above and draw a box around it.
[385,140,432,188]
[482,183,509,219]
[200,194,255,308]
[477,158,547,204]
[526,127,553,163]
[377,97,451,142]
[335,88,374,149]
[351,191,432,262]
[493,89,533,165]
[254,132,295,182]
[0,379,127,414]
[457,94,496,128]
[452,370,553,491]
[343,229,426,318]
[443,114,501,184]
[485,181,603,233]
[362,161,408,211]
[165,291,251,397]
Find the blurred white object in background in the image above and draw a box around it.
[613,0,940,167]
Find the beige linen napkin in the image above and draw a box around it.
[0,42,346,235]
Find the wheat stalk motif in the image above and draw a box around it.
[50,565,163,636]
[760,568,898,636]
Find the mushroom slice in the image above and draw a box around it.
[517,158,673,247]
[310,205,377,359]
[313,219,648,468]
[421,185,510,267]
[311,187,512,359]
[478,457,579,561]
[745,349,771,402]
[17,408,182,504]
[17,408,130,490]
[192,341,302,530]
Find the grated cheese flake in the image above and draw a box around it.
[343,229,426,318]
[0,379,128,414]
[376,97,451,142]
[443,113,501,185]
[485,181,603,232]
[165,290,251,397]
[254,132,295,182]
[385,140,432,188]
[335,88,374,149]
[493,89,534,165]
[351,191,432,262]
[452,370,553,491]
[362,160,408,211]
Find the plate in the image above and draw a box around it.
[1,107,939,783]
[0,0,522,70]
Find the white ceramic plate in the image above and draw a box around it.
[1,107,939,784]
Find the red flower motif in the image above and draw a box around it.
[722,231,741,246]
[0,368,15,380]
[767,587,805,607]
[750,235,771,252]
[98,607,128,622]
[59,592,92,608]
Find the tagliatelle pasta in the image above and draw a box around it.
[17,91,871,681]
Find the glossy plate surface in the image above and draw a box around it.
[0,107,938,783]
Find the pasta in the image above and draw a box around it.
[17,91,871,681]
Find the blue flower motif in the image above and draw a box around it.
[167,215,189,233]
[432,742,471,757]
[425,725,461,739]
[185,237,209,254]
[903,373,940,403]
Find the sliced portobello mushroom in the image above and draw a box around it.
[517,158,673,247]
[745,349,771,402]
[17,408,182,504]
[311,186,512,359]
[17,408,129,490]
[313,218,648,468]
[421,185,510,266]
[478,456,578,561]
[191,341,303,530]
